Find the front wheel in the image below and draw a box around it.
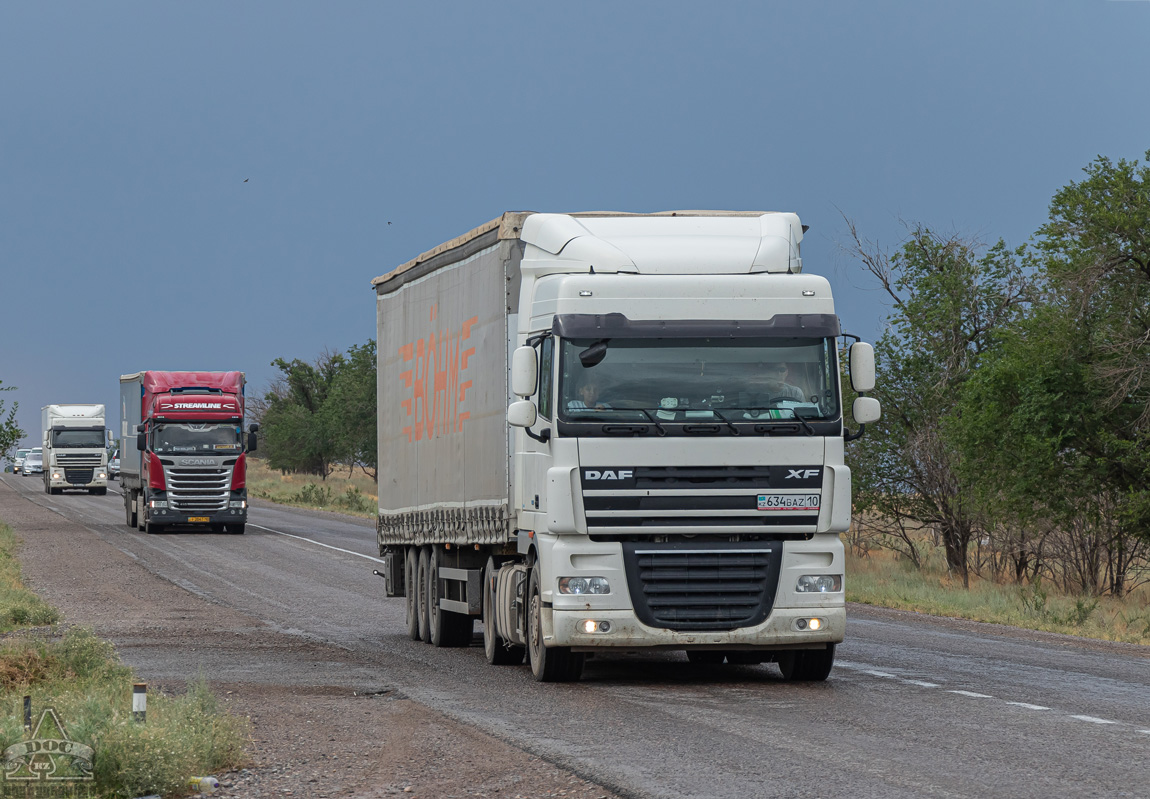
[527,565,583,682]
[778,644,835,682]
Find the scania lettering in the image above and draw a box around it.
[41,404,111,495]
[372,211,881,682]
[118,371,258,534]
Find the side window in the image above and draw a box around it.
[537,337,554,420]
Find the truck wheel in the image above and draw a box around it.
[428,547,473,647]
[405,547,420,641]
[416,547,431,643]
[777,644,836,682]
[483,558,524,665]
[144,520,164,535]
[126,493,138,528]
[225,524,246,535]
[527,565,584,682]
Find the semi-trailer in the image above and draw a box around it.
[119,371,257,534]
[372,211,881,681]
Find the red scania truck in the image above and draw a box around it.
[119,371,257,534]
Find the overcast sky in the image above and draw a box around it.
[3,1,1148,448]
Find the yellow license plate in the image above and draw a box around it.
[188,517,210,523]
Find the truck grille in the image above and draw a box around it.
[65,469,94,484]
[57,453,102,467]
[622,541,782,631]
[165,466,232,512]
[583,465,821,533]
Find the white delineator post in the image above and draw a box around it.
[133,683,147,723]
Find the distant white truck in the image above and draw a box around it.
[42,404,110,495]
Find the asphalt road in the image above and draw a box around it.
[4,472,1149,799]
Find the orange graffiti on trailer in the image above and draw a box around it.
[398,307,479,442]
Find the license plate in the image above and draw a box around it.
[757,494,820,511]
[188,516,210,523]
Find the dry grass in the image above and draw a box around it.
[847,543,1150,645]
[246,457,378,517]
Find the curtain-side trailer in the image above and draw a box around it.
[373,211,881,682]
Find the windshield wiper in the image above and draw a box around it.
[708,409,740,436]
[636,409,667,436]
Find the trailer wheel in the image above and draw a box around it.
[527,565,583,682]
[428,547,473,647]
[483,558,524,665]
[404,547,420,641]
[416,547,432,643]
[777,644,836,682]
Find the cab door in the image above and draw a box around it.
[515,335,555,532]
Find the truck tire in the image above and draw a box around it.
[428,547,473,647]
[225,524,246,535]
[527,565,584,682]
[145,519,164,535]
[777,644,835,682]
[483,558,524,665]
[126,493,138,528]
[416,547,431,643]
[405,547,420,641]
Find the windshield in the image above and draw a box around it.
[51,429,106,448]
[16,449,30,459]
[558,336,840,424]
[25,452,42,465]
[152,423,242,454]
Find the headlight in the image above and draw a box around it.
[796,575,842,593]
[558,576,610,595]
[149,500,167,509]
[229,500,246,509]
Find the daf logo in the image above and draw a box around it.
[786,469,820,479]
[181,458,215,466]
[584,470,633,480]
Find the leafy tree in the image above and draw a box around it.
[259,351,344,478]
[0,380,25,465]
[844,223,1032,586]
[323,340,377,479]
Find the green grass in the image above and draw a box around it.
[0,522,250,798]
[247,456,377,517]
[0,524,61,630]
[847,544,1150,645]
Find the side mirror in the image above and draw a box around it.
[248,433,258,452]
[849,342,876,393]
[853,396,882,425]
[507,400,538,428]
[511,346,538,397]
[136,432,146,451]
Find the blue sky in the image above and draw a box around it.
[2,1,1148,447]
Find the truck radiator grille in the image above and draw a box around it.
[621,541,782,631]
[583,465,820,532]
[165,466,232,512]
[57,454,102,467]
[64,469,94,484]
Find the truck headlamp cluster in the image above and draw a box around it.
[796,575,842,593]
[149,500,168,510]
[559,576,610,595]
[51,472,61,480]
[229,500,247,509]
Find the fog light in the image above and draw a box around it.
[559,576,610,595]
[580,620,612,634]
[795,617,824,631]
[796,574,842,593]
[809,618,823,631]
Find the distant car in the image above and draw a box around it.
[108,449,120,479]
[14,447,32,475]
[23,449,44,476]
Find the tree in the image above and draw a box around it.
[844,222,1032,586]
[323,340,377,479]
[0,380,26,465]
[259,351,344,478]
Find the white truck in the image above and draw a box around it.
[373,211,881,682]
[42,404,110,495]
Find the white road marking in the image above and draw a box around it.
[864,670,897,678]
[1070,715,1117,725]
[903,680,940,688]
[248,523,386,564]
[947,690,994,699]
[1007,702,1050,711]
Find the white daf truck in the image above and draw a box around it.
[373,211,880,682]
[42,404,110,495]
